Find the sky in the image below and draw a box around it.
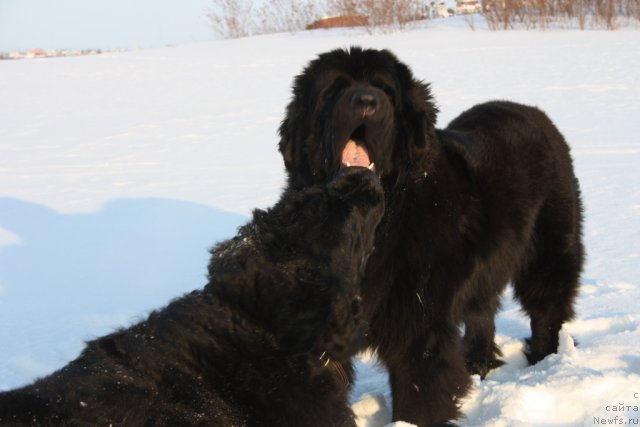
[0,0,215,51]
[0,20,638,425]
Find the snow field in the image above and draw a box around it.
[1,17,639,426]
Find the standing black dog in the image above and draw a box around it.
[0,169,384,426]
[278,47,584,426]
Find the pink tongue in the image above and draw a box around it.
[341,140,371,167]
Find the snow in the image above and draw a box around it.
[1,17,639,426]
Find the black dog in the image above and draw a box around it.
[278,47,584,426]
[0,169,384,426]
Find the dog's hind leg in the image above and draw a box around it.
[513,191,584,364]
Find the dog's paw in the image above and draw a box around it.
[330,168,383,210]
[465,356,505,379]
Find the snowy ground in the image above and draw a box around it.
[1,17,639,426]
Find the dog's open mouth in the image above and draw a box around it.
[340,127,376,172]
[341,140,374,170]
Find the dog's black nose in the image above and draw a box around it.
[352,89,380,118]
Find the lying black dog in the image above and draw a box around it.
[0,168,384,426]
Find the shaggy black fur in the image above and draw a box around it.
[0,169,384,426]
[278,47,584,426]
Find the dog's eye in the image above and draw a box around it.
[332,76,351,93]
[382,86,396,103]
[319,76,351,104]
[372,80,396,102]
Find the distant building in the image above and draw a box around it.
[455,0,482,14]
[26,48,47,59]
[424,2,452,18]
[436,3,452,17]
[0,48,117,60]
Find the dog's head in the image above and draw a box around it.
[279,47,438,190]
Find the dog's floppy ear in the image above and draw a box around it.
[278,69,318,186]
[278,117,294,168]
[278,109,311,188]
[392,57,438,159]
[278,68,306,171]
